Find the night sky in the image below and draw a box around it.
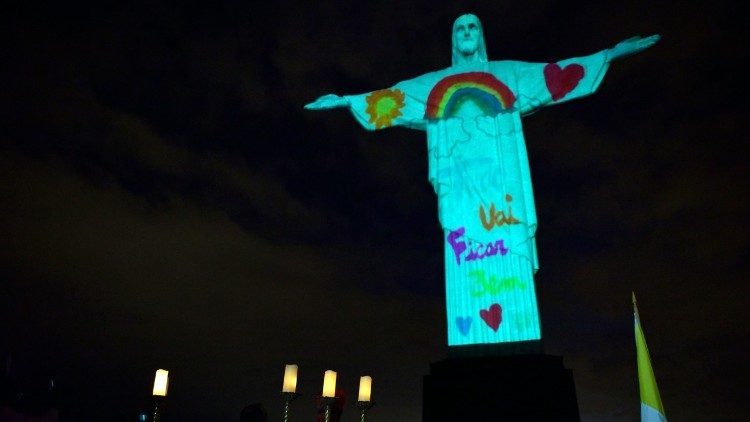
[1,1,747,421]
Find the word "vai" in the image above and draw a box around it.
[479,194,520,231]
[447,227,509,266]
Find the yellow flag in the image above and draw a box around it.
[633,292,667,421]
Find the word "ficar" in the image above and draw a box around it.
[447,227,509,265]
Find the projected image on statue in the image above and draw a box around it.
[306,14,659,347]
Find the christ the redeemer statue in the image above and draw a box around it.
[306,14,659,347]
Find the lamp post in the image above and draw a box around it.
[152,369,169,422]
[281,364,301,422]
[356,376,375,422]
[320,370,337,422]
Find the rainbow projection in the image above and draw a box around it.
[306,14,659,347]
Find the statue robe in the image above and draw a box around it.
[344,51,610,346]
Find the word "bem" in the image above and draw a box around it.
[447,227,509,266]
[469,271,526,298]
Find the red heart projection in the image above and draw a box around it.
[480,303,502,331]
[544,63,584,101]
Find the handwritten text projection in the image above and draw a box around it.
[468,271,525,297]
[447,227,509,265]
[479,194,520,231]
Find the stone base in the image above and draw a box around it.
[423,352,580,421]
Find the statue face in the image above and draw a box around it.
[453,14,481,57]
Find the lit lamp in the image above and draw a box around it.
[322,370,337,398]
[320,370,337,422]
[356,376,375,422]
[152,369,169,422]
[281,364,301,422]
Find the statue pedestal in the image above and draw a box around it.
[422,350,580,421]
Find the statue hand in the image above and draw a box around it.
[608,34,661,61]
[304,94,349,110]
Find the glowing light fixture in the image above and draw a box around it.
[322,370,337,398]
[358,376,372,402]
[152,369,169,397]
[282,364,298,393]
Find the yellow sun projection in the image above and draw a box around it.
[365,88,405,128]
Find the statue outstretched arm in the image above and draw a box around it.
[304,94,350,110]
[305,79,428,131]
[607,34,661,61]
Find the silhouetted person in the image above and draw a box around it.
[1,353,59,421]
[240,403,268,422]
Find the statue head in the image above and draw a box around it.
[452,14,488,66]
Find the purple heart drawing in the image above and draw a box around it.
[456,316,473,336]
